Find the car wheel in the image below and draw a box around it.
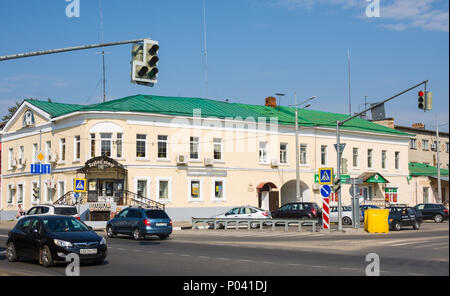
[413,221,420,230]
[393,222,401,231]
[106,225,117,238]
[158,235,169,240]
[434,214,444,223]
[132,228,142,240]
[6,242,18,262]
[40,245,54,268]
[342,217,352,225]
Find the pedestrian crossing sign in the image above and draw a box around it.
[319,168,333,185]
[74,178,87,192]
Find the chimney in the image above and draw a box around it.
[412,123,425,129]
[265,96,277,108]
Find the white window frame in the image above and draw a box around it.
[300,144,308,165]
[90,133,96,159]
[381,150,387,170]
[352,147,359,169]
[44,181,55,204]
[280,143,288,164]
[395,151,400,170]
[157,135,169,160]
[155,177,172,203]
[422,139,429,151]
[100,133,113,157]
[211,178,226,202]
[32,143,38,164]
[73,135,81,162]
[188,178,203,202]
[136,134,148,160]
[259,141,268,164]
[320,145,328,166]
[190,137,200,161]
[134,177,151,199]
[45,141,51,164]
[116,133,123,159]
[8,148,14,170]
[57,180,66,200]
[59,138,66,163]
[16,182,25,208]
[213,138,223,161]
[367,149,373,169]
[18,146,24,167]
[7,183,15,205]
[410,138,417,150]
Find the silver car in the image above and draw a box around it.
[329,206,353,225]
[211,206,271,229]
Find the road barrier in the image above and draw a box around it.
[191,218,321,232]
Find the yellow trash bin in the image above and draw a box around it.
[364,209,389,233]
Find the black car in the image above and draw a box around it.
[414,203,449,223]
[387,206,422,231]
[6,215,107,267]
[106,207,173,240]
[270,202,322,220]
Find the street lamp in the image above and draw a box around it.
[290,94,317,202]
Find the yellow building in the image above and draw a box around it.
[1,95,413,222]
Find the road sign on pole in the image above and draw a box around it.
[321,185,332,198]
[322,196,330,230]
[74,179,87,193]
[319,168,333,185]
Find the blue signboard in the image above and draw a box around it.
[319,168,333,185]
[320,185,332,198]
[30,164,51,174]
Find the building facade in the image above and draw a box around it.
[1,95,413,221]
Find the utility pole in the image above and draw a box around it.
[295,93,301,202]
[39,129,42,203]
[436,117,442,203]
[335,80,429,231]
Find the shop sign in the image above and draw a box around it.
[187,169,227,177]
[366,174,388,183]
[89,202,111,212]
[314,174,350,183]
[87,159,117,169]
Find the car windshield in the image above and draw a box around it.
[146,210,169,219]
[42,217,90,232]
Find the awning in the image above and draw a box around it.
[256,182,277,193]
[357,172,390,184]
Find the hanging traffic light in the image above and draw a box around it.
[333,178,341,193]
[131,39,159,86]
[418,91,425,110]
[33,186,39,200]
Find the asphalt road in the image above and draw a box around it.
[0,221,448,276]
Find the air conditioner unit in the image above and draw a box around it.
[271,159,279,167]
[204,158,214,166]
[176,155,187,165]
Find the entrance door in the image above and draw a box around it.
[269,191,280,211]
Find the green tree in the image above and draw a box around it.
[1,101,21,122]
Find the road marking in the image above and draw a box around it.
[311,265,327,269]
[0,235,8,238]
[216,257,229,260]
[180,254,191,257]
[414,242,448,249]
[390,241,429,247]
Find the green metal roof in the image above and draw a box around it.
[409,162,449,176]
[24,95,411,136]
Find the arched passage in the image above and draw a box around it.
[280,180,311,205]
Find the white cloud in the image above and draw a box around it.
[273,0,449,32]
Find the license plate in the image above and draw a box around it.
[80,249,97,255]
[155,223,167,227]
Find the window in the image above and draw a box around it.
[90,133,96,158]
[137,180,148,198]
[320,145,327,166]
[46,184,54,203]
[45,141,51,163]
[33,143,38,164]
[8,148,13,169]
[213,180,225,200]
[213,138,222,160]
[353,148,359,167]
[158,180,169,200]
[190,137,200,160]
[423,187,429,203]
[116,133,123,158]
[381,150,387,169]
[7,184,15,204]
[58,181,65,199]
[17,184,24,204]
[190,180,201,200]
[259,141,268,163]
[395,152,400,170]
[136,134,147,158]
[300,144,307,165]
[431,141,438,151]
[100,133,112,157]
[446,142,449,153]
[60,139,66,161]
[410,139,417,149]
[422,139,429,150]
[367,149,373,168]
[280,143,288,164]
[74,136,81,160]
[158,135,168,159]
[19,146,24,163]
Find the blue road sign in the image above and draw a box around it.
[319,168,333,185]
[30,164,51,174]
[73,193,80,198]
[74,179,87,192]
[321,185,332,198]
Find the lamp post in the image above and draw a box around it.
[290,94,317,202]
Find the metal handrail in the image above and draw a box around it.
[53,191,86,206]
[123,190,165,210]
[191,217,320,232]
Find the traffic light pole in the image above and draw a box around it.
[335,80,428,232]
[0,39,146,61]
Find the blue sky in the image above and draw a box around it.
[0,0,448,131]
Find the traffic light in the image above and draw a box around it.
[333,178,341,193]
[33,186,39,200]
[418,90,425,110]
[425,91,432,110]
[131,39,159,86]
